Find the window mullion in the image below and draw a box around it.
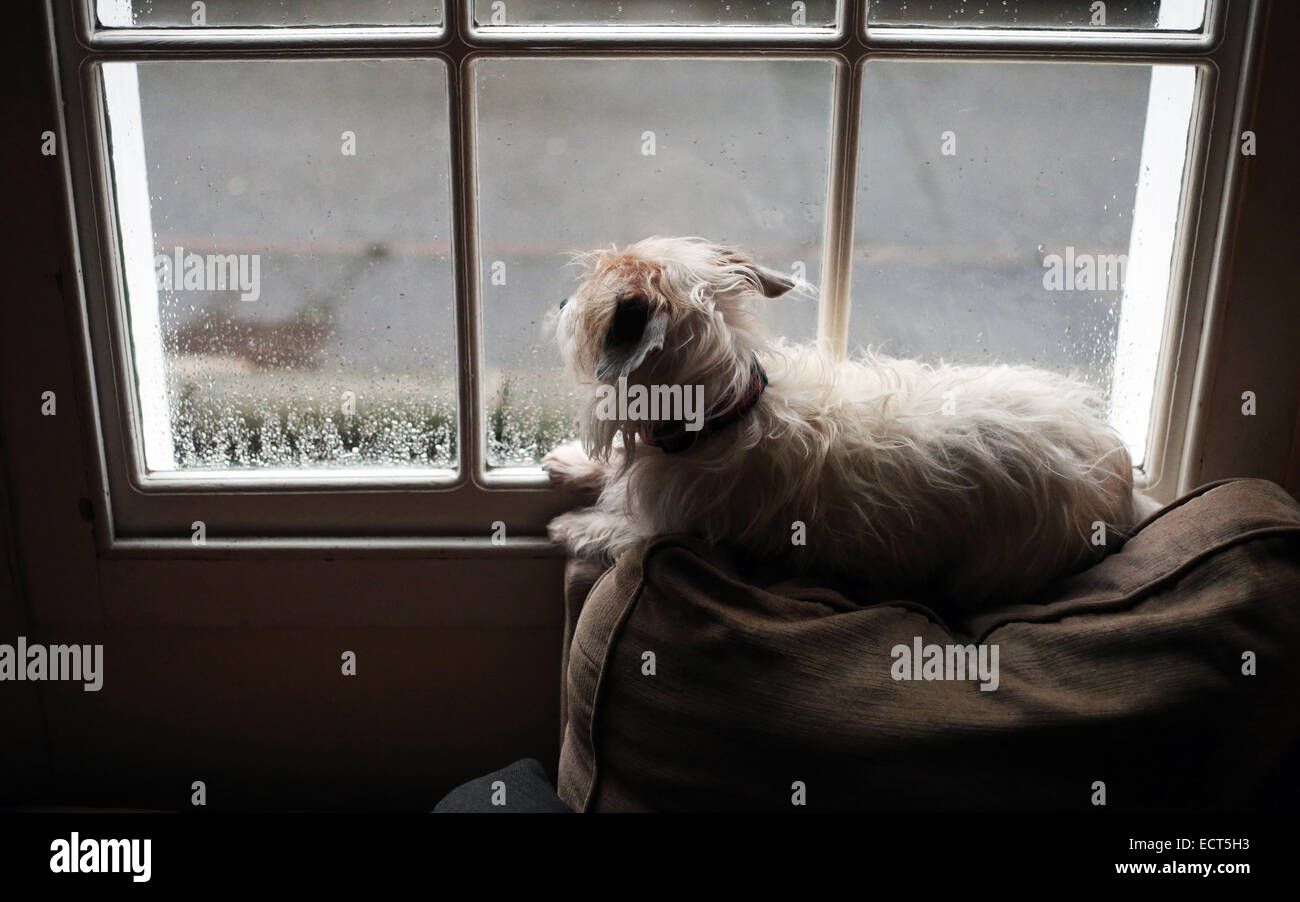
[818,56,860,361]
[447,47,483,485]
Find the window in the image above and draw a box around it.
[103,58,459,477]
[470,0,838,29]
[473,56,832,469]
[95,0,445,28]
[851,59,1196,468]
[866,0,1209,36]
[50,0,1254,543]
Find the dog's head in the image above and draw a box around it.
[553,236,799,458]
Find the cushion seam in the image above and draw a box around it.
[976,524,1300,643]
[578,557,653,813]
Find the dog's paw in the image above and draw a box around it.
[546,509,604,560]
[541,440,592,481]
[542,441,606,502]
[546,508,639,564]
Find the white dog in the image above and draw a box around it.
[544,236,1149,608]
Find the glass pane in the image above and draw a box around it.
[851,60,1196,468]
[474,58,834,468]
[473,0,838,28]
[96,0,442,28]
[867,0,1207,32]
[102,60,457,474]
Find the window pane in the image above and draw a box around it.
[867,0,1207,32]
[96,0,442,27]
[102,60,457,474]
[473,0,837,28]
[851,60,1196,468]
[474,58,834,467]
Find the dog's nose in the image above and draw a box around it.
[559,297,569,310]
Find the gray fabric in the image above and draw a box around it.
[434,759,571,813]
[558,478,1300,812]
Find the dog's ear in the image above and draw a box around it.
[726,253,796,298]
[596,293,668,383]
[748,264,797,298]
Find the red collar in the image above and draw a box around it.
[640,358,769,454]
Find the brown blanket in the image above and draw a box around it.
[558,479,1300,811]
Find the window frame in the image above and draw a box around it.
[46,0,1263,552]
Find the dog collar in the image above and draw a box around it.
[640,357,768,454]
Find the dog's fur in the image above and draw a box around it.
[544,236,1147,607]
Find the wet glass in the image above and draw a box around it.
[850,59,1198,466]
[102,59,458,474]
[866,0,1208,33]
[96,0,442,28]
[473,57,834,467]
[472,0,838,28]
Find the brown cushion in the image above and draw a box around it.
[558,478,1300,811]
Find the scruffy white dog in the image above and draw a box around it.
[544,236,1147,607]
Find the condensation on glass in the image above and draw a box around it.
[472,0,838,28]
[867,0,1207,33]
[101,59,458,473]
[95,0,443,28]
[93,4,1201,479]
[472,57,834,467]
[851,59,1198,467]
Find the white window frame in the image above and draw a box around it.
[44,0,1263,553]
